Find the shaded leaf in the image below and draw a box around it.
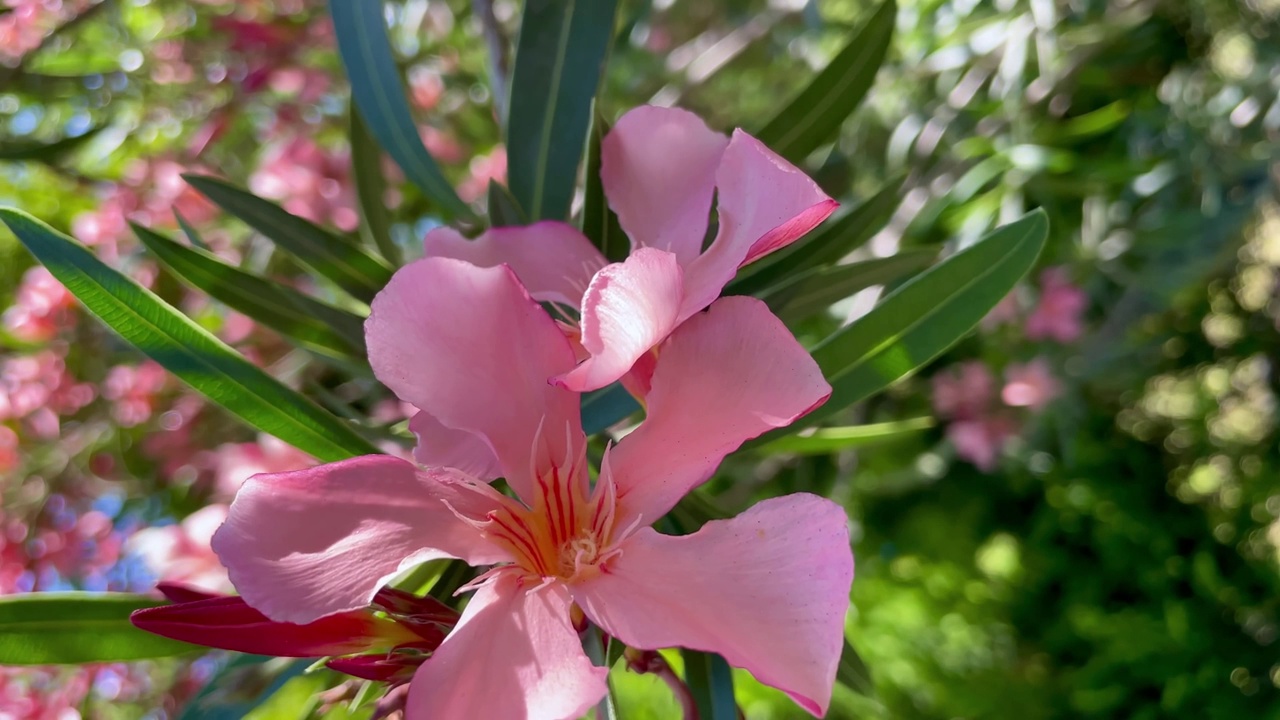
[350,99,400,265]
[0,124,105,162]
[328,0,471,218]
[508,0,619,221]
[173,207,211,251]
[581,382,639,435]
[487,180,527,227]
[581,110,628,261]
[0,208,380,462]
[132,223,366,359]
[0,593,199,665]
[837,638,876,697]
[682,649,737,720]
[184,174,393,304]
[754,0,896,163]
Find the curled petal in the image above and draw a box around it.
[410,411,501,482]
[552,248,684,393]
[367,258,582,500]
[681,130,837,316]
[212,455,510,624]
[423,224,606,307]
[601,105,729,266]
[407,573,608,720]
[573,494,853,717]
[609,296,831,526]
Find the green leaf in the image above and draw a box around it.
[487,180,527,227]
[0,208,380,463]
[837,638,876,697]
[755,417,934,455]
[350,99,400,265]
[132,223,367,359]
[682,649,737,720]
[0,593,200,664]
[173,208,211,251]
[581,111,628,261]
[761,249,937,324]
[508,0,619,221]
[178,656,309,720]
[754,0,896,163]
[328,0,470,219]
[581,383,639,435]
[183,174,393,304]
[800,210,1048,429]
[0,124,105,162]
[728,175,902,296]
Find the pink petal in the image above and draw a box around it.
[552,248,684,393]
[681,130,837,316]
[407,573,608,720]
[573,494,853,717]
[422,224,606,307]
[367,258,582,500]
[409,411,501,482]
[608,297,831,526]
[211,455,510,624]
[601,106,729,266]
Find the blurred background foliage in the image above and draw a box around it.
[1,0,1278,717]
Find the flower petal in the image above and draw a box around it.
[367,258,582,500]
[423,223,607,307]
[211,455,510,624]
[608,296,831,526]
[552,248,684,393]
[407,573,608,720]
[409,411,501,482]
[573,494,853,717]
[681,130,837,316]
[601,106,729,266]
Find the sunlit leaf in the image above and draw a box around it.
[755,417,934,455]
[682,649,737,720]
[328,0,471,218]
[508,0,619,221]
[183,174,393,304]
[0,593,199,664]
[0,208,381,462]
[761,249,937,324]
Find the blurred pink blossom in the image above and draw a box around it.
[2,267,76,343]
[213,435,315,500]
[457,146,507,203]
[102,361,168,428]
[128,504,232,594]
[1025,267,1086,343]
[1002,358,1060,411]
[409,67,444,111]
[947,416,1018,472]
[0,426,17,476]
[0,350,95,433]
[930,360,996,419]
[980,291,1020,332]
[249,135,359,231]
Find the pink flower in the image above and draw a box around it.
[0,426,17,476]
[213,434,315,500]
[980,290,1019,332]
[213,258,853,718]
[930,361,996,420]
[1001,358,1060,411]
[457,146,507,203]
[1025,267,1086,343]
[249,135,359,232]
[946,416,1018,472]
[128,505,232,593]
[425,105,837,395]
[102,361,168,427]
[2,267,77,343]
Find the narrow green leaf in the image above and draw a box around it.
[173,207,210,251]
[754,0,896,163]
[800,210,1048,429]
[0,123,105,162]
[762,249,937,324]
[728,176,902,296]
[581,383,639,435]
[756,417,934,455]
[508,0,619,221]
[328,0,471,218]
[682,649,737,720]
[0,593,200,664]
[132,224,366,359]
[178,656,309,720]
[487,179,527,227]
[350,99,400,265]
[0,208,381,462]
[581,111,628,261]
[183,174,393,304]
[837,638,876,697]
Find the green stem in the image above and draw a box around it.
[584,625,617,720]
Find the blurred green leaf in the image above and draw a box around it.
[754,0,896,163]
[581,382,639,435]
[178,657,309,720]
[184,174,393,304]
[762,249,937,324]
[0,208,380,462]
[837,638,875,697]
[756,417,934,455]
[508,0,619,221]
[0,124,105,162]
[581,111,628,261]
[487,179,527,227]
[729,176,902,296]
[132,223,366,359]
[682,649,737,720]
[798,209,1048,429]
[0,593,199,664]
[350,99,399,265]
[173,208,211,251]
[328,0,471,219]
